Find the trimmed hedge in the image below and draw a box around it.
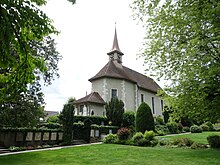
[73,123,90,143]
[73,116,108,125]
[0,127,61,132]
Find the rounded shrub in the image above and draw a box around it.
[166,122,179,134]
[207,135,220,148]
[136,138,151,146]
[183,126,190,132]
[136,102,155,133]
[122,111,135,127]
[103,134,118,144]
[132,132,144,144]
[117,127,131,140]
[172,138,194,147]
[200,124,209,131]
[190,125,203,133]
[155,115,164,125]
[144,130,155,141]
[204,121,215,131]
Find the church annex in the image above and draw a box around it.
[74,28,163,117]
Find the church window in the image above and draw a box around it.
[111,89,118,98]
[141,94,144,103]
[152,97,155,114]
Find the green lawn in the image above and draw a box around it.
[0,143,220,165]
[160,131,220,144]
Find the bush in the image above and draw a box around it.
[190,142,208,149]
[155,115,164,125]
[131,132,144,143]
[136,138,151,146]
[200,124,209,131]
[47,115,60,123]
[144,130,155,141]
[204,121,215,131]
[183,126,190,132]
[73,123,90,143]
[166,122,179,134]
[172,138,194,147]
[207,135,220,148]
[103,134,118,144]
[117,127,131,140]
[122,111,135,127]
[73,116,108,125]
[38,123,61,129]
[190,125,202,133]
[155,125,169,135]
[159,139,170,146]
[136,102,155,133]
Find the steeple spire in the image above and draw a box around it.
[107,26,124,64]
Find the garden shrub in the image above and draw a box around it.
[172,138,194,147]
[204,121,215,131]
[47,115,60,123]
[38,123,61,129]
[190,125,202,133]
[159,139,170,146]
[131,132,144,144]
[178,122,183,132]
[200,124,209,131]
[73,116,108,125]
[136,102,155,133]
[122,111,135,128]
[103,134,118,144]
[144,130,155,141]
[207,135,220,148]
[117,127,131,140]
[155,125,169,135]
[183,126,190,132]
[150,138,159,147]
[190,142,208,149]
[155,115,164,125]
[166,122,179,134]
[136,138,151,146]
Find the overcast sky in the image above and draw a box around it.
[41,0,163,112]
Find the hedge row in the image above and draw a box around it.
[73,116,108,125]
[0,127,62,132]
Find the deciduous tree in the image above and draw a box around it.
[132,0,220,123]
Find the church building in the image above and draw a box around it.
[74,28,163,117]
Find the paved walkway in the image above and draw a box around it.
[0,142,102,157]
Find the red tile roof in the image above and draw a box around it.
[89,61,162,93]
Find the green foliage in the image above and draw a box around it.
[155,115,164,125]
[38,123,61,129]
[73,116,108,125]
[0,91,45,127]
[122,111,135,127]
[204,121,215,131]
[132,0,220,124]
[200,124,209,131]
[117,127,131,141]
[60,103,74,145]
[207,135,220,148]
[131,132,144,144]
[155,125,169,136]
[103,134,118,144]
[159,139,170,146]
[172,138,194,147]
[72,123,90,143]
[136,102,155,133]
[190,125,203,133]
[91,125,118,135]
[183,126,190,132]
[105,97,125,126]
[166,122,179,134]
[190,142,208,149]
[144,130,155,141]
[47,115,60,124]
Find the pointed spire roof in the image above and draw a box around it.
[107,27,124,55]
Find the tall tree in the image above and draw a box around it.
[132,0,220,123]
[105,97,125,126]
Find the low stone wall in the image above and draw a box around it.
[0,129,63,147]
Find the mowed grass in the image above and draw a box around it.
[0,143,220,165]
[160,131,220,144]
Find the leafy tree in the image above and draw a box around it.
[136,102,155,133]
[59,102,74,145]
[105,97,125,126]
[47,115,60,124]
[132,0,220,123]
[0,89,45,127]
[122,111,135,128]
